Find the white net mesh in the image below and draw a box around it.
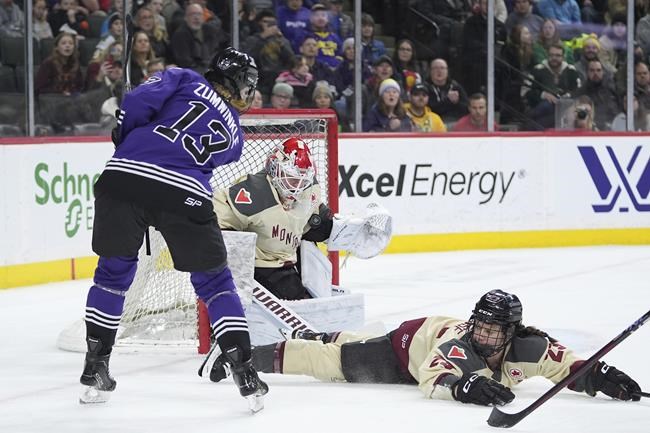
[56,111,337,353]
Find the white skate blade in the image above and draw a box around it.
[79,385,112,404]
[247,394,265,414]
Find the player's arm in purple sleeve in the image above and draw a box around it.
[118,69,186,141]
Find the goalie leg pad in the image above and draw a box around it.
[340,336,413,384]
[254,266,307,300]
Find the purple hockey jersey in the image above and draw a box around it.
[96,67,244,217]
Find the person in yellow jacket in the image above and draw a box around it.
[404,83,447,132]
[206,289,643,406]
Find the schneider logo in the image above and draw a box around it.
[578,145,650,213]
[339,164,519,204]
[34,162,101,238]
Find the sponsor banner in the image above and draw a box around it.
[338,136,649,235]
[0,142,113,266]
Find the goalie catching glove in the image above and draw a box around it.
[327,203,392,259]
[584,361,641,401]
[452,373,515,406]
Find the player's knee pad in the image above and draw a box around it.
[191,265,237,305]
[93,256,139,293]
[340,335,413,384]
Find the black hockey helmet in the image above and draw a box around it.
[469,289,522,357]
[205,47,258,113]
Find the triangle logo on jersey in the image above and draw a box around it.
[234,188,252,204]
[447,345,468,360]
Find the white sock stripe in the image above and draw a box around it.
[85,317,120,330]
[213,326,250,340]
[212,320,249,335]
[85,307,122,320]
[211,316,248,328]
[85,313,121,329]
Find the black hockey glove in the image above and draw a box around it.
[585,361,641,401]
[453,373,515,406]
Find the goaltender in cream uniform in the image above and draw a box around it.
[271,316,586,400]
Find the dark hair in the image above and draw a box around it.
[515,325,558,343]
[392,38,419,71]
[255,9,275,23]
[469,92,486,103]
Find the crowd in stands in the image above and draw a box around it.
[2,0,650,135]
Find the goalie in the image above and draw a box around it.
[212,137,392,300]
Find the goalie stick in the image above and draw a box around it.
[487,308,650,428]
[198,279,320,377]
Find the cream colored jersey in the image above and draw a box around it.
[212,172,322,268]
[389,316,583,400]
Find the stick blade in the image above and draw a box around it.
[487,406,524,428]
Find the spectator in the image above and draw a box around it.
[145,57,165,77]
[303,3,342,69]
[170,4,225,74]
[532,18,574,65]
[574,35,615,83]
[236,0,258,41]
[135,5,169,61]
[362,78,412,132]
[452,93,497,131]
[275,55,315,107]
[634,61,650,110]
[611,94,650,131]
[33,0,54,40]
[147,0,167,33]
[404,83,447,132]
[299,35,334,84]
[92,12,121,62]
[327,0,352,39]
[270,82,293,109]
[637,8,650,59]
[86,40,122,89]
[0,0,24,37]
[392,38,424,97]
[35,31,84,95]
[571,95,597,130]
[525,42,581,130]
[333,37,369,99]
[598,14,627,73]
[425,58,469,124]
[251,89,264,109]
[536,0,581,25]
[241,9,294,95]
[498,24,535,123]
[276,0,310,52]
[312,82,351,132]
[98,0,122,36]
[362,54,395,114]
[505,0,543,39]
[86,57,122,95]
[574,59,619,130]
[461,0,507,95]
[360,13,385,71]
[129,30,156,86]
[48,0,90,37]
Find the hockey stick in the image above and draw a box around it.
[122,9,135,92]
[487,308,650,428]
[632,391,650,398]
[198,280,319,378]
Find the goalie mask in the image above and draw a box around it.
[204,47,258,113]
[469,289,522,358]
[265,138,316,206]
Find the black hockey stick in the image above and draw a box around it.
[487,308,650,428]
[632,391,650,398]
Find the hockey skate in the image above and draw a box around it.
[223,346,269,414]
[79,352,116,404]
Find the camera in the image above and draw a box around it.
[575,108,589,120]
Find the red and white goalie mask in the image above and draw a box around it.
[265,138,316,205]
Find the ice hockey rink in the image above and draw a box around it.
[1,245,649,433]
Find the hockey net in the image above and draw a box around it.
[57,109,339,354]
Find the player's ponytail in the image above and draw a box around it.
[515,325,558,343]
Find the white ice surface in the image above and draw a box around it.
[1,246,649,433]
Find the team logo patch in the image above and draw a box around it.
[509,368,524,380]
[235,188,252,204]
[447,345,467,360]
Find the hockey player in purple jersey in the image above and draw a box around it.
[79,47,268,412]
